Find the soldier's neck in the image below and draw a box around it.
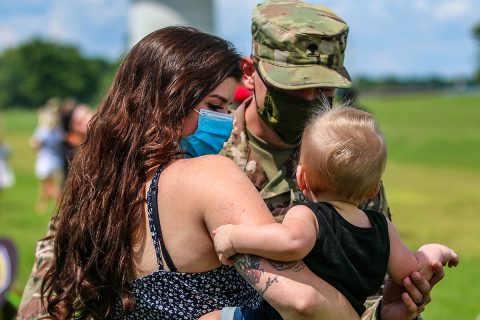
[245,97,293,148]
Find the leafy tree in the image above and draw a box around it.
[0,39,116,109]
[474,22,480,83]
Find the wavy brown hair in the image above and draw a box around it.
[42,26,241,319]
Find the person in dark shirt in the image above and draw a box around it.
[59,100,92,181]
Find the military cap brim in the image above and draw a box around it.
[258,59,352,90]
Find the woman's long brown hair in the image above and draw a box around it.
[42,26,241,319]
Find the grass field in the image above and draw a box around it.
[1,92,479,319]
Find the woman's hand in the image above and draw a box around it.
[381,261,445,320]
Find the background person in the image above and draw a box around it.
[0,127,14,193]
[30,99,63,214]
[58,100,93,181]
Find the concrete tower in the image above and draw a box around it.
[129,0,214,48]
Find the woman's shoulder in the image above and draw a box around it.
[167,155,241,178]
[161,155,245,192]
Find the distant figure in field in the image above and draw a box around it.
[0,116,15,193]
[59,100,93,181]
[0,238,18,319]
[30,99,64,214]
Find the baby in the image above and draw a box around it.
[214,106,458,316]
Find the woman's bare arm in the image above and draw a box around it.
[231,254,359,320]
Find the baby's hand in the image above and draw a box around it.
[440,246,459,268]
[417,244,459,280]
[419,244,459,267]
[213,224,237,264]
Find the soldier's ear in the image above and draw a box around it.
[241,57,255,91]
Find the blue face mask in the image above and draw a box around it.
[181,109,234,158]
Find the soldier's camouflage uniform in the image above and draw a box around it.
[221,98,392,320]
[16,222,55,319]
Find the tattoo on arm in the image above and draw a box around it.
[269,260,305,272]
[232,254,264,287]
[232,254,304,297]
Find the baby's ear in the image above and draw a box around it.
[296,165,307,192]
[367,182,382,199]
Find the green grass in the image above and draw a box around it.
[364,93,480,172]
[1,93,480,319]
[0,109,53,296]
[363,93,480,319]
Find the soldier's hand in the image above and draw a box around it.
[381,276,420,320]
[381,261,445,320]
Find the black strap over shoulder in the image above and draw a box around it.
[147,165,177,272]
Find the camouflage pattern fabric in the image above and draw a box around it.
[16,222,55,319]
[251,0,351,90]
[361,298,382,320]
[221,98,300,219]
[221,98,392,318]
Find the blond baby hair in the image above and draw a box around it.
[300,106,387,205]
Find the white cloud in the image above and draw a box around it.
[432,0,472,22]
[82,0,127,26]
[413,0,473,22]
[349,51,411,77]
[0,27,20,50]
[413,0,429,13]
[215,0,258,55]
[46,6,75,41]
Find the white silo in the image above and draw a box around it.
[129,0,214,48]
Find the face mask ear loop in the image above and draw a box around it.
[252,62,273,114]
[180,109,201,159]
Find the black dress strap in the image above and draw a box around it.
[146,165,177,272]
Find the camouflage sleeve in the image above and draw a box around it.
[361,297,382,320]
[360,181,391,315]
[16,219,56,320]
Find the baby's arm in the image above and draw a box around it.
[213,205,318,262]
[387,219,458,284]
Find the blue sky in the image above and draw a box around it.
[0,0,479,78]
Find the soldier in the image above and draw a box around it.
[221,1,440,319]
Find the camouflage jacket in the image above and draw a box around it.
[16,222,55,319]
[221,97,392,320]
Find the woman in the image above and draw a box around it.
[42,27,358,320]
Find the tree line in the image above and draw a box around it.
[1,25,479,110]
[0,39,118,109]
[474,22,480,83]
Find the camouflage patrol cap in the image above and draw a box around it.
[252,0,351,90]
